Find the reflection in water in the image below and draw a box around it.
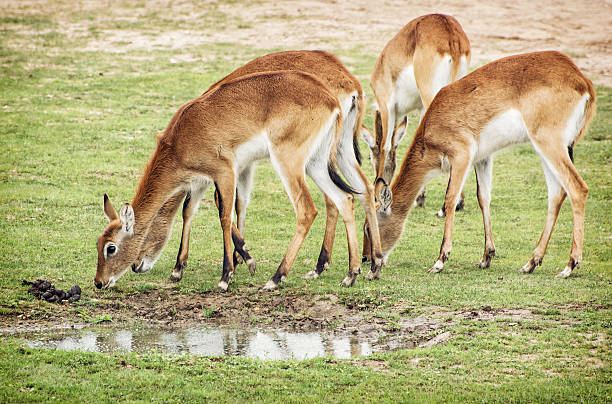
[23,326,374,360]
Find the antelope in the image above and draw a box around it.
[95,70,367,292]
[131,50,384,284]
[361,13,471,216]
[362,51,595,279]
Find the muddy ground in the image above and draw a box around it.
[2,283,547,352]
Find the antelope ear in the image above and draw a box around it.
[119,204,135,235]
[361,125,376,149]
[393,117,408,147]
[103,194,119,222]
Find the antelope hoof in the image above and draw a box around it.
[428,260,444,273]
[415,191,426,208]
[170,269,184,282]
[362,256,371,264]
[555,266,572,279]
[303,270,320,280]
[455,198,465,212]
[246,258,256,275]
[133,258,154,274]
[519,257,540,274]
[261,280,278,291]
[477,260,490,269]
[216,281,229,292]
[435,208,445,218]
[477,255,493,269]
[340,275,356,287]
[364,270,380,281]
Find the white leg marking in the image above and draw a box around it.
[556,266,572,278]
[429,55,453,100]
[261,279,278,291]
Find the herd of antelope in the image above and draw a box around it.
[95,13,595,292]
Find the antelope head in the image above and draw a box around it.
[362,205,405,266]
[95,194,138,289]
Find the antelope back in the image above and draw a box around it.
[368,14,470,186]
[96,71,343,288]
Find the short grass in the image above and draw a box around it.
[0,2,610,402]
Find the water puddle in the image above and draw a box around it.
[12,325,378,360]
[5,315,448,360]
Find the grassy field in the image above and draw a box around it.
[0,1,610,402]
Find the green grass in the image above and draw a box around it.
[0,2,610,402]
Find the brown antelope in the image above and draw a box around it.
[361,13,471,216]
[96,70,368,292]
[131,50,384,284]
[362,51,595,279]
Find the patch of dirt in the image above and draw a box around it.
[1,0,609,85]
[0,283,562,356]
[4,285,610,358]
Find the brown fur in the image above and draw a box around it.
[365,51,595,277]
[135,51,385,284]
[367,14,471,208]
[96,70,366,291]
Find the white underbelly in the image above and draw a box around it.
[234,133,270,172]
[474,109,529,162]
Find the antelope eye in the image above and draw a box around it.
[106,245,117,255]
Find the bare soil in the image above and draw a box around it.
[2,281,607,353]
[2,0,610,85]
[0,285,546,352]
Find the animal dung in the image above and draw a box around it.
[22,279,81,304]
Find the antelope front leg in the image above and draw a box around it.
[361,219,373,265]
[474,158,496,269]
[135,190,185,276]
[359,178,384,281]
[304,195,338,280]
[429,157,471,273]
[336,195,362,287]
[232,164,257,271]
[171,180,209,282]
[262,177,317,291]
[436,189,466,217]
[231,225,256,275]
[215,175,237,292]
[415,187,427,208]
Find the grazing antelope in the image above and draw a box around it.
[132,50,384,284]
[95,71,366,292]
[362,51,595,279]
[362,13,471,215]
